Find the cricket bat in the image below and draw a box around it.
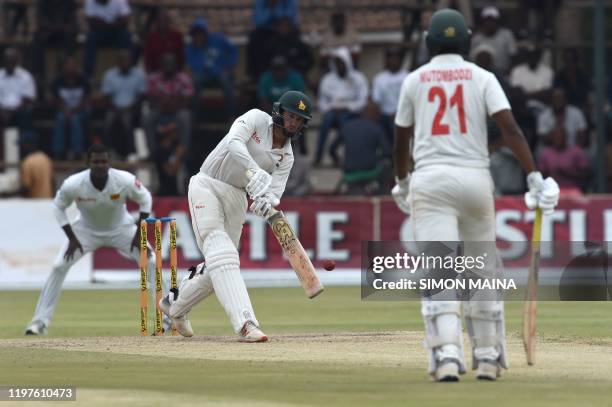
[246,170,323,298]
[523,208,542,366]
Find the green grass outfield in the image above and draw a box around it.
[1,287,611,406]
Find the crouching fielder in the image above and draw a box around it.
[392,9,560,381]
[159,91,312,342]
[25,144,164,335]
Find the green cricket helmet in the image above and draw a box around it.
[425,9,471,56]
[272,90,312,139]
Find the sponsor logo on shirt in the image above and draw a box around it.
[76,197,96,202]
[194,203,205,209]
[110,193,121,200]
[251,132,261,144]
[134,178,142,189]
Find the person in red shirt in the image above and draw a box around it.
[538,125,590,191]
[143,9,184,73]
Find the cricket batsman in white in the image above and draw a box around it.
[25,144,167,335]
[392,9,560,381]
[159,90,312,342]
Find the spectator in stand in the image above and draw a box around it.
[248,0,299,81]
[508,87,537,153]
[320,11,361,67]
[509,43,553,104]
[20,132,54,198]
[258,55,305,112]
[338,103,391,195]
[253,0,298,29]
[372,47,408,144]
[284,140,311,197]
[538,125,590,191]
[316,47,368,166]
[537,88,588,147]
[471,6,517,75]
[488,120,525,195]
[554,49,590,110]
[185,17,238,118]
[0,48,36,156]
[407,6,433,70]
[144,53,193,193]
[258,55,306,154]
[143,9,184,73]
[32,0,78,88]
[152,117,183,196]
[272,17,314,78]
[52,56,90,160]
[83,0,132,77]
[101,49,147,158]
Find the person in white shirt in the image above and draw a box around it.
[159,91,312,342]
[393,9,559,382]
[372,46,409,143]
[83,0,132,76]
[315,46,368,165]
[471,6,517,75]
[537,87,588,147]
[509,43,553,103]
[25,144,162,335]
[0,48,36,150]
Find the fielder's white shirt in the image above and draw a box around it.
[395,54,510,169]
[199,109,294,201]
[53,168,152,231]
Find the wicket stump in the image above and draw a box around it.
[139,217,179,336]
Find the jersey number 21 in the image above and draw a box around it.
[428,84,467,136]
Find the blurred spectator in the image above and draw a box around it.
[143,10,184,73]
[152,117,183,196]
[537,88,587,147]
[20,132,54,198]
[315,47,368,166]
[32,0,78,87]
[144,53,193,191]
[101,49,146,158]
[538,126,590,190]
[372,47,408,143]
[284,140,310,196]
[488,120,525,195]
[186,17,238,118]
[258,55,305,112]
[83,0,132,76]
[52,56,90,160]
[471,6,517,75]
[509,43,553,103]
[338,103,391,195]
[253,0,298,29]
[0,48,35,156]
[508,87,537,153]
[407,6,433,70]
[554,49,589,110]
[273,17,314,77]
[320,11,361,66]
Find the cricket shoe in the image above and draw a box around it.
[238,321,268,343]
[158,294,193,337]
[24,321,47,336]
[476,359,501,381]
[433,358,461,382]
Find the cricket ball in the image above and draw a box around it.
[323,259,336,271]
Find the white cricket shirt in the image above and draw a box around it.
[395,54,510,169]
[199,109,294,201]
[53,168,152,231]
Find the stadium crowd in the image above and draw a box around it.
[0,0,609,198]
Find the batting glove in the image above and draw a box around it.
[524,171,560,215]
[250,194,280,218]
[246,168,272,199]
[391,175,411,215]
